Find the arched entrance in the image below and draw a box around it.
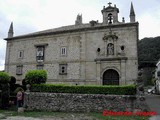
[103,69,119,85]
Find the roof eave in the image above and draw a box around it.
[4,22,139,41]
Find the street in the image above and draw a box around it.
[145,94,160,120]
[145,94,160,115]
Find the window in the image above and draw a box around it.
[16,65,23,75]
[59,64,67,75]
[60,47,67,56]
[36,46,44,62]
[37,65,44,70]
[121,46,125,51]
[18,50,24,59]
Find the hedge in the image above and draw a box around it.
[25,70,47,84]
[0,72,10,84]
[31,84,136,95]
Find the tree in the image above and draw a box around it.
[25,70,47,84]
[0,72,10,109]
[138,36,160,68]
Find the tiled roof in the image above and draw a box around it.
[4,22,138,40]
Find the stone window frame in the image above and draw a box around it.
[34,43,48,63]
[16,65,23,75]
[36,46,44,62]
[18,50,24,59]
[60,46,67,56]
[37,64,44,70]
[59,64,67,75]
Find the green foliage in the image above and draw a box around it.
[89,112,149,120]
[14,87,24,94]
[9,76,16,93]
[144,79,155,86]
[10,76,16,85]
[25,70,47,84]
[0,72,10,84]
[0,72,10,109]
[138,37,160,68]
[31,84,136,95]
[22,79,27,86]
[0,110,149,120]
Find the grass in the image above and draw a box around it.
[90,112,150,120]
[0,109,150,120]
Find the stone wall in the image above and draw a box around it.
[24,92,148,112]
[5,22,138,85]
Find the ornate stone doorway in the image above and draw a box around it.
[103,69,119,85]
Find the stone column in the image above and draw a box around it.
[96,61,101,85]
[104,40,107,57]
[120,60,126,85]
[114,38,117,56]
[80,35,86,82]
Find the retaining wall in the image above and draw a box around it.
[24,92,148,112]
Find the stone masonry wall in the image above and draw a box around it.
[24,92,148,112]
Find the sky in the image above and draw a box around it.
[0,0,160,70]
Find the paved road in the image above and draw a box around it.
[145,94,160,115]
[145,94,160,120]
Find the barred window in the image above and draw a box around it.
[59,64,67,75]
[60,47,67,56]
[18,50,24,59]
[36,46,44,62]
[16,65,23,75]
[37,65,44,70]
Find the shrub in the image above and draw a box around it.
[22,79,27,86]
[10,76,16,85]
[31,84,136,95]
[14,87,24,94]
[9,76,17,92]
[0,72,10,84]
[0,72,10,109]
[25,70,47,84]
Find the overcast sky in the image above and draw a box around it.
[0,0,160,70]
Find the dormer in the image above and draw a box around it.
[101,2,119,24]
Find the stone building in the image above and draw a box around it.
[155,60,160,94]
[4,2,139,85]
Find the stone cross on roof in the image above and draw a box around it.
[108,2,112,6]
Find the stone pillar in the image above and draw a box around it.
[114,38,117,56]
[80,35,86,82]
[102,12,108,24]
[96,61,101,85]
[104,40,107,57]
[120,60,126,85]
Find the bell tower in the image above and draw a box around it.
[101,2,119,24]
